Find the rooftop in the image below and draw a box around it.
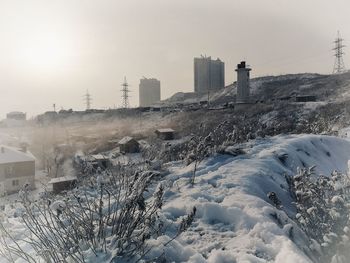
[156,128,175,133]
[88,154,109,161]
[49,176,77,184]
[118,136,137,145]
[0,145,35,165]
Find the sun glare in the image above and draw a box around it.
[17,32,73,72]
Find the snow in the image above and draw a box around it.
[156,128,175,133]
[48,176,77,184]
[0,145,35,164]
[118,136,136,144]
[2,134,350,262]
[150,134,350,262]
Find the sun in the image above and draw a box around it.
[17,32,73,72]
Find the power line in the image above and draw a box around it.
[84,90,92,110]
[121,77,130,108]
[333,31,346,74]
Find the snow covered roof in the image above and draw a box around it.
[155,128,175,133]
[0,145,35,165]
[118,136,137,145]
[88,154,109,161]
[49,176,77,184]
[7,111,25,115]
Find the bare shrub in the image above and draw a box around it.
[0,167,196,262]
[289,167,350,262]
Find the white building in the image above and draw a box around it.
[139,78,161,107]
[235,61,251,103]
[0,146,35,195]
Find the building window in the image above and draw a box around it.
[12,180,19,187]
[5,166,14,177]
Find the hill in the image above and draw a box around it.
[162,72,350,106]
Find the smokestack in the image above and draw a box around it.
[1,147,4,154]
[235,61,251,104]
[20,144,27,153]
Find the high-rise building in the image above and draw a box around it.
[235,61,251,103]
[139,77,161,107]
[194,56,225,93]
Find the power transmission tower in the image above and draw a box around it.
[84,90,92,110]
[333,31,346,74]
[121,77,130,108]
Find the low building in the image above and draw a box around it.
[118,137,140,153]
[0,146,35,195]
[49,176,77,194]
[85,154,110,169]
[6,112,26,121]
[155,128,175,140]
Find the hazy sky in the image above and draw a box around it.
[0,0,349,118]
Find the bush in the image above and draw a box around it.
[289,167,350,262]
[0,166,196,262]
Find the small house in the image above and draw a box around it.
[85,154,110,169]
[118,137,140,153]
[0,145,35,195]
[155,128,175,140]
[49,176,77,194]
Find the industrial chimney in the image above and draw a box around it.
[235,61,251,104]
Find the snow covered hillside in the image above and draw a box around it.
[154,134,350,262]
[1,134,350,262]
[163,72,350,106]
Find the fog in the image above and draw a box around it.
[0,0,349,118]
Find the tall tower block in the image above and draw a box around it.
[235,61,251,104]
[194,56,225,93]
[139,77,161,107]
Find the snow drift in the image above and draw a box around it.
[2,134,350,262]
[154,134,350,262]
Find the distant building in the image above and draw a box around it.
[155,128,175,140]
[49,176,77,194]
[6,112,26,121]
[0,146,35,194]
[85,154,110,170]
[194,56,225,93]
[236,61,251,103]
[139,78,161,107]
[118,137,140,153]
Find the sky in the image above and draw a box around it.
[0,0,349,119]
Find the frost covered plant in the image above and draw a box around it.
[185,121,235,185]
[290,167,350,262]
[0,167,196,263]
[186,127,213,186]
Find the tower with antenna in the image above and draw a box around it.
[84,90,92,110]
[121,77,130,108]
[333,31,346,74]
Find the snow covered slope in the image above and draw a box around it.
[2,134,350,263]
[155,135,350,262]
[162,72,350,106]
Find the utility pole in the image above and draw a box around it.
[121,77,130,108]
[333,31,347,74]
[84,90,92,110]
